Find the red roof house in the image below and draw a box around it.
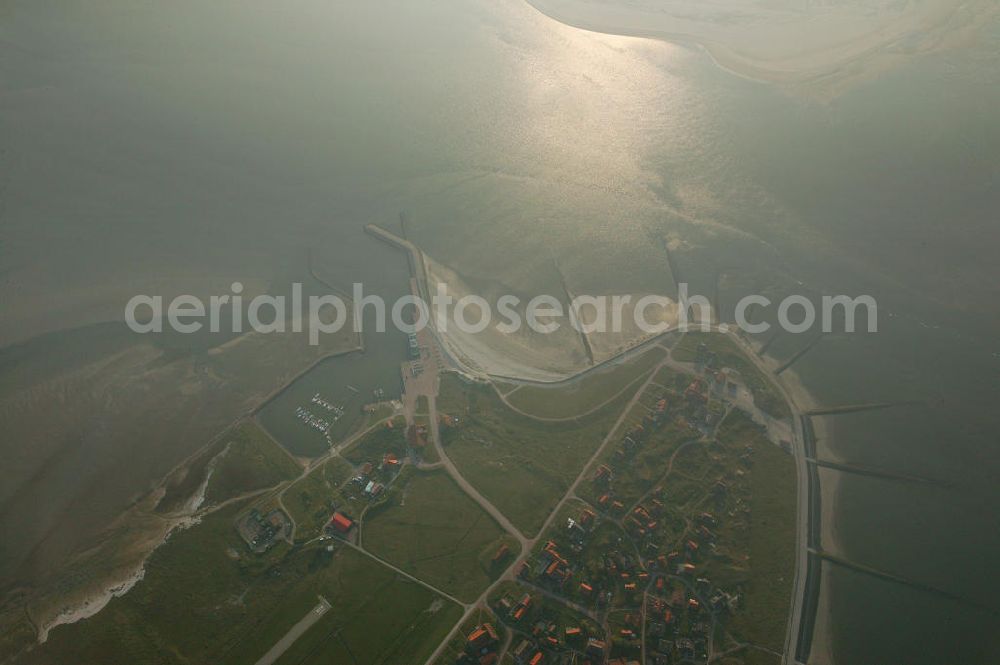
[329,512,353,533]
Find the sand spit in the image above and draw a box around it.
[525,0,998,98]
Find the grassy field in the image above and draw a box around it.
[343,418,408,465]
[269,561,463,665]
[25,499,462,665]
[651,363,687,391]
[420,436,440,464]
[739,650,783,665]
[503,347,665,419]
[281,456,355,540]
[438,373,634,536]
[577,383,701,510]
[204,421,301,505]
[0,607,35,662]
[711,412,796,653]
[363,470,518,602]
[671,333,790,420]
[435,373,476,418]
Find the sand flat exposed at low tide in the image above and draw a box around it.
[526,0,998,96]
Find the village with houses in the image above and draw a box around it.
[213,314,797,665]
[16,288,797,665]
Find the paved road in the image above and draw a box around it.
[723,330,809,665]
[427,394,529,547]
[422,357,669,665]
[415,327,809,665]
[253,595,331,665]
[491,370,653,423]
[647,328,809,665]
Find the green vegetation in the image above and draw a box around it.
[363,471,518,602]
[672,333,790,419]
[514,372,795,662]
[420,437,441,464]
[438,373,631,536]
[367,403,396,423]
[436,373,476,417]
[717,412,796,652]
[603,418,697,508]
[529,499,633,606]
[577,381,700,510]
[27,499,462,665]
[269,562,462,665]
[205,422,301,505]
[415,395,429,414]
[652,363,687,391]
[740,650,783,665]
[154,420,299,516]
[18,332,795,665]
[504,347,665,419]
[343,418,408,465]
[0,607,35,662]
[281,457,355,540]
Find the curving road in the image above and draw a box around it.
[421,354,670,665]
[427,394,529,547]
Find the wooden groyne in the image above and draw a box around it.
[814,549,998,615]
[804,400,920,416]
[660,236,682,294]
[552,256,596,367]
[757,329,781,357]
[774,332,824,375]
[809,458,951,487]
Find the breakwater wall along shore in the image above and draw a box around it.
[364,222,668,386]
[794,415,822,663]
[363,224,430,303]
